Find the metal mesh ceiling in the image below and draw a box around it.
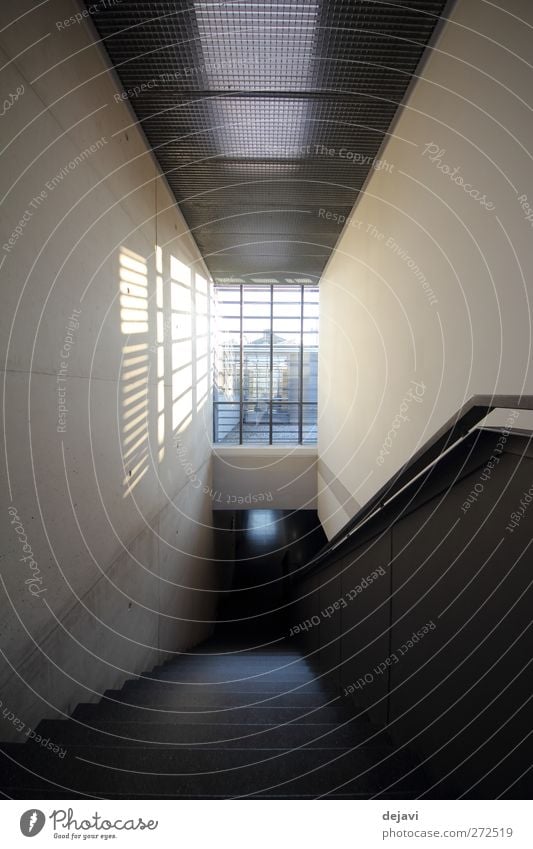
[90,0,447,285]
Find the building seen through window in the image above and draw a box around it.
[213,283,318,444]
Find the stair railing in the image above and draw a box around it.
[303,394,533,576]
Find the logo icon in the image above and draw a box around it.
[20,810,46,837]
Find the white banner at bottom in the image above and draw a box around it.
[2,799,530,848]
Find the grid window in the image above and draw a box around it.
[214,284,318,444]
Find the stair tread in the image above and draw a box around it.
[0,638,429,798]
[0,742,424,796]
[142,673,323,685]
[102,689,338,708]
[2,789,426,799]
[72,706,355,725]
[138,676,329,691]
[34,720,384,748]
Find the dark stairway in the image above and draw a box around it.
[0,638,428,799]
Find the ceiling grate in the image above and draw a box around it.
[90,0,448,285]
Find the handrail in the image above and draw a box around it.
[303,394,533,575]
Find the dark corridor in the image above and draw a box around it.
[214,509,327,641]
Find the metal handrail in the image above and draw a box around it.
[302,394,533,575]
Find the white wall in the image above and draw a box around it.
[318,0,533,538]
[0,0,218,740]
[212,447,318,510]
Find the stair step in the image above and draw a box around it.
[104,688,336,709]
[145,656,320,678]
[0,743,425,797]
[0,788,426,800]
[155,656,308,668]
[187,650,302,659]
[143,671,321,685]
[139,674,328,692]
[0,635,430,798]
[35,720,381,748]
[72,702,354,723]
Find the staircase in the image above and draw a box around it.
[0,638,428,798]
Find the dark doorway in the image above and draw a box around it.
[214,509,326,641]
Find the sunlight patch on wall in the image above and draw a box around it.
[120,247,150,496]
[195,272,209,413]
[120,248,148,334]
[156,244,165,462]
[171,255,193,434]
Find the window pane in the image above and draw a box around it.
[273,318,301,342]
[217,329,240,349]
[215,345,240,401]
[214,403,240,443]
[272,350,300,401]
[213,284,318,444]
[217,316,240,333]
[217,301,241,318]
[216,287,240,302]
[242,317,271,343]
[272,403,300,444]
[302,349,318,401]
[303,316,318,335]
[242,351,271,402]
[303,326,318,347]
[242,401,270,444]
[304,289,319,305]
[273,301,301,318]
[275,287,302,303]
[302,404,318,443]
[243,286,270,304]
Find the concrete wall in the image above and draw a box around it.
[318,0,533,537]
[212,447,318,510]
[0,0,218,741]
